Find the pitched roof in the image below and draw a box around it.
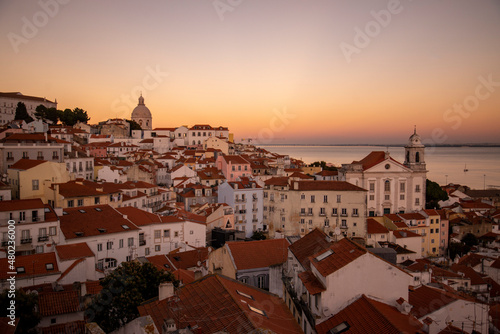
[226,239,289,270]
[367,219,389,234]
[165,248,210,271]
[138,274,303,334]
[59,205,139,239]
[221,155,250,164]
[264,177,290,187]
[393,230,421,238]
[38,290,80,316]
[0,198,44,212]
[309,238,366,277]
[116,206,164,226]
[9,158,48,170]
[0,252,60,280]
[298,271,326,295]
[291,180,366,192]
[288,228,333,270]
[55,242,95,261]
[409,285,458,318]
[315,294,424,334]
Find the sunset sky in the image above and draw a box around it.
[1,0,499,144]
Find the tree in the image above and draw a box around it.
[448,241,470,261]
[309,161,337,171]
[251,231,267,240]
[34,104,47,120]
[126,119,142,136]
[426,179,449,209]
[85,261,177,332]
[0,289,41,333]
[60,108,76,126]
[14,102,34,123]
[45,107,61,124]
[73,107,90,124]
[461,233,479,248]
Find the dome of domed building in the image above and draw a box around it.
[131,94,152,130]
[407,126,424,147]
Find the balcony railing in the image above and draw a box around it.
[37,156,44,160]
[52,155,59,160]
[239,210,246,214]
[319,213,326,216]
[252,219,258,222]
[331,213,338,217]
[38,235,49,242]
[300,212,306,216]
[252,197,258,202]
[340,213,348,217]
[21,238,32,244]
[252,208,258,212]
[352,213,359,217]
[139,240,146,246]
[307,212,313,216]
[6,157,14,161]
[235,198,245,203]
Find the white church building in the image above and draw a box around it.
[340,129,427,216]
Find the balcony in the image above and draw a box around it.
[21,238,32,244]
[38,235,49,242]
[52,156,59,160]
[331,213,338,217]
[235,198,245,203]
[352,213,359,217]
[252,197,258,202]
[6,156,14,161]
[300,212,306,216]
[239,210,246,214]
[139,240,146,246]
[252,208,258,212]
[37,156,44,160]
[252,219,258,223]
[283,277,317,328]
[340,225,348,229]
[319,213,326,217]
[307,212,313,216]
[340,213,348,217]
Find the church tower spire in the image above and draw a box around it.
[404,127,426,171]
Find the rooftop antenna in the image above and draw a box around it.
[414,125,417,134]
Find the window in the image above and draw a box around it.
[257,275,265,289]
[128,238,134,246]
[323,195,328,203]
[384,180,390,192]
[369,183,375,192]
[332,208,338,216]
[46,263,54,270]
[155,245,161,252]
[154,230,161,239]
[119,239,124,248]
[22,151,29,158]
[95,197,100,205]
[36,245,44,253]
[300,208,306,215]
[400,194,405,200]
[341,220,347,227]
[415,185,421,193]
[97,243,103,252]
[337,195,341,203]
[49,227,56,236]
[20,212,26,221]
[400,182,405,193]
[310,195,315,203]
[164,230,170,238]
[300,218,305,224]
[32,179,39,191]
[107,241,113,250]
[308,208,313,215]
[17,267,25,274]
[369,195,375,201]
[301,193,305,200]
[145,248,150,255]
[341,208,347,216]
[309,220,312,225]
[415,198,420,205]
[39,227,47,237]
[174,231,179,237]
[320,208,326,215]
[369,211,375,217]
[190,230,194,235]
[67,200,74,208]
[77,199,83,206]
[352,208,358,216]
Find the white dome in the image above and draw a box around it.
[408,127,424,147]
[131,95,151,119]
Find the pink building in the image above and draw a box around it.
[216,155,251,182]
[82,142,110,158]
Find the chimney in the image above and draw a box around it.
[159,282,174,301]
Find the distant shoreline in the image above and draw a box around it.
[256,144,500,148]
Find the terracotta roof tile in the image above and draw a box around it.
[226,239,289,270]
[367,219,389,234]
[138,274,302,334]
[0,252,59,280]
[409,285,458,318]
[55,242,94,261]
[84,281,103,295]
[116,206,163,226]
[0,198,44,212]
[38,290,80,316]
[298,271,326,295]
[316,294,424,334]
[291,180,366,192]
[310,238,366,277]
[9,158,48,170]
[289,228,333,270]
[166,248,210,271]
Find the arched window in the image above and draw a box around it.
[415,152,420,163]
[384,180,390,192]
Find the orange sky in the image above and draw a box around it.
[1,0,499,144]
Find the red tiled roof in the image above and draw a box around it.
[385,214,403,222]
[460,201,494,209]
[398,213,426,220]
[436,324,468,334]
[450,264,487,286]
[394,221,409,228]
[0,253,59,280]
[291,181,366,192]
[409,285,458,318]
[173,268,195,285]
[146,255,172,271]
[309,238,366,277]
[166,248,210,271]
[289,228,332,270]
[264,177,289,187]
[222,155,250,165]
[316,294,423,334]
[116,206,164,226]
[226,239,289,270]
[393,230,421,238]
[9,158,48,170]
[457,253,493,268]
[59,205,139,239]
[367,219,389,234]
[138,274,303,334]
[84,281,103,295]
[298,271,326,295]
[55,242,94,261]
[0,198,44,212]
[315,170,338,176]
[38,290,80,316]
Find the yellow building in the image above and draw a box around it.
[8,159,70,201]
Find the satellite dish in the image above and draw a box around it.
[334,227,341,236]
[197,261,201,267]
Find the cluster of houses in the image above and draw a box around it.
[0,93,499,333]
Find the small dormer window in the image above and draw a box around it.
[46,263,54,270]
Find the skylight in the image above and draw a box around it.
[121,224,130,230]
[236,290,254,300]
[329,321,350,334]
[44,207,51,213]
[79,209,86,213]
[98,228,106,233]
[95,207,102,212]
[248,304,267,317]
[315,249,334,262]
[63,211,68,215]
